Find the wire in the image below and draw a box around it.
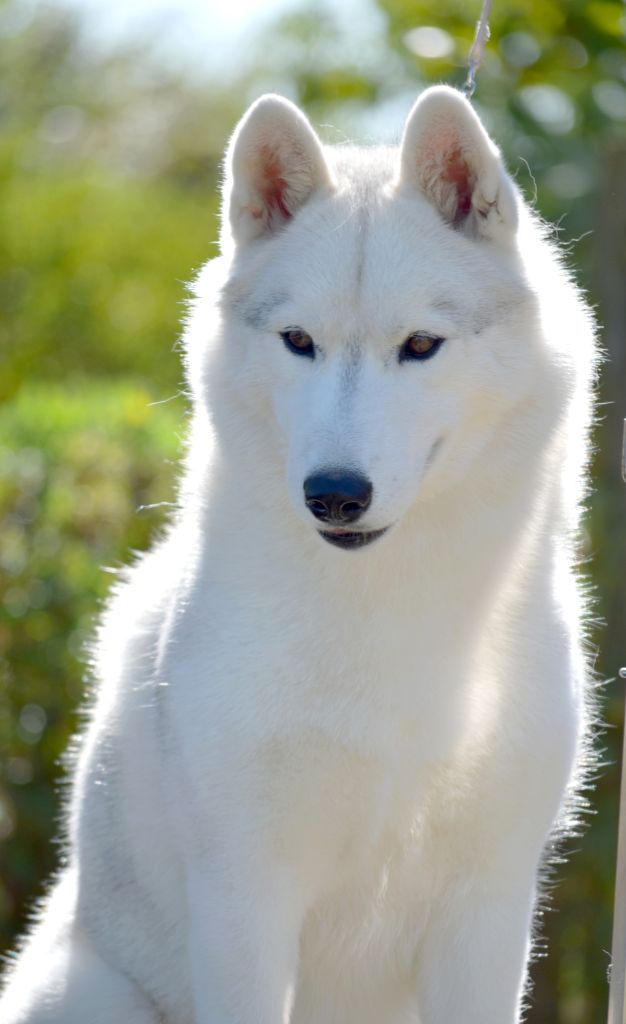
[463,0,493,99]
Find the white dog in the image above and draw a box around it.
[0,86,597,1024]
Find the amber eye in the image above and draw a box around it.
[399,332,444,363]
[280,327,315,359]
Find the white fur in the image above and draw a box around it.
[0,87,598,1024]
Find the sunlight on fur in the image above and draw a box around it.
[0,86,599,1024]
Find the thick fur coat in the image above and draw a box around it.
[0,87,598,1024]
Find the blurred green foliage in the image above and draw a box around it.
[0,383,181,947]
[1,0,625,1021]
[0,1,228,399]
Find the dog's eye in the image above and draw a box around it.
[399,332,444,363]
[280,327,315,359]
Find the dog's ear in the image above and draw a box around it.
[223,94,333,248]
[398,86,518,242]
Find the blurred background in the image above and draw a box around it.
[0,0,625,1019]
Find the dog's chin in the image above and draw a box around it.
[318,527,389,550]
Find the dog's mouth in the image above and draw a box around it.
[318,527,388,550]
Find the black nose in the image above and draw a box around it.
[303,470,373,524]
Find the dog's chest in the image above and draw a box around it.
[250,710,444,900]
[294,809,435,1003]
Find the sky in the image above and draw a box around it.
[26,0,382,78]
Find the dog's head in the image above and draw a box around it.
[199,88,558,551]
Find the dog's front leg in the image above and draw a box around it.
[414,860,537,1024]
[186,855,304,1024]
[414,647,579,1020]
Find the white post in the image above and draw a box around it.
[607,420,626,1024]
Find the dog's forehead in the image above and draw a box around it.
[279,204,514,337]
[230,148,527,341]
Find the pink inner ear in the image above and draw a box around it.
[257,148,291,225]
[442,147,475,222]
